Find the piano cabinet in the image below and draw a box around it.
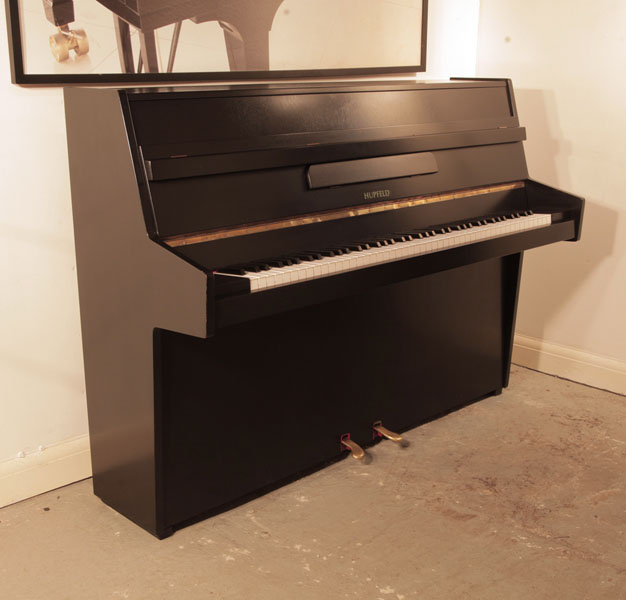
[64,80,583,538]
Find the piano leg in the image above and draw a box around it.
[219,21,270,71]
[501,253,525,388]
[42,0,74,27]
[114,17,134,73]
[113,18,160,74]
[138,30,160,73]
[114,19,181,74]
[166,22,183,72]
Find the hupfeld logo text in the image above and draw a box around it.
[363,189,391,201]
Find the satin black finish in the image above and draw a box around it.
[65,80,584,538]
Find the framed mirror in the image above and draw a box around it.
[5,0,428,84]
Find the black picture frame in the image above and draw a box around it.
[5,0,428,85]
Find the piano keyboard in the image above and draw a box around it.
[216,212,551,293]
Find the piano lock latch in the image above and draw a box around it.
[373,421,409,447]
[340,434,366,461]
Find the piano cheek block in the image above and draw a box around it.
[306,152,438,189]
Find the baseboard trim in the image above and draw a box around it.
[513,334,626,396]
[2,338,623,508]
[0,435,92,508]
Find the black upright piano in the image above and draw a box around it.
[64,79,583,538]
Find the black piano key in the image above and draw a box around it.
[220,266,248,276]
[295,252,323,261]
[265,258,290,267]
[337,243,366,252]
[285,256,302,264]
[363,238,387,246]
[239,263,264,272]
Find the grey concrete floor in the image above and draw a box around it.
[1,365,625,600]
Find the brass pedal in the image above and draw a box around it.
[340,434,371,462]
[373,421,409,447]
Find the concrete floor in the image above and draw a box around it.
[1,365,625,600]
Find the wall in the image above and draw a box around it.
[477,0,626,393]
[0,13,90,505]
[0,1,479,506]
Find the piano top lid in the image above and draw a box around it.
[124,79,520,162]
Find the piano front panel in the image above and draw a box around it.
[148,143,529,238]
[159,257,506,527]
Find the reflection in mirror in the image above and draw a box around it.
[8,0,427,83]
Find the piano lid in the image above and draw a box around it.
[128,79,519,161]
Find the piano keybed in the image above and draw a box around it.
[216,211,551,293]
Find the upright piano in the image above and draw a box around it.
[64,79,584,538]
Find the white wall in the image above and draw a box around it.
[0,1,479,506]
[477,0,626,392]
[1,10,91,505]
[422,0,479,78]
